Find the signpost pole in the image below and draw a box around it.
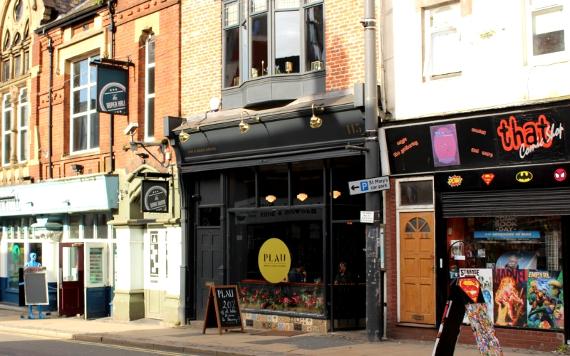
[362,0,383,342]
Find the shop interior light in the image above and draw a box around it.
[332,190,342,199]
[309,104,324,129]
[265,194,277,204]
[296,192,308,202]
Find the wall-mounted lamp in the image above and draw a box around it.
[239,111,261,134]
[179,130,191,143]
[332,190,342,199]
[71,164,84,174]
[309,104,324,129]
[265,194,277,204]
[239,111,251,134]
[296,192,308,202]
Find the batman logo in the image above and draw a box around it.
[516,171,533,183]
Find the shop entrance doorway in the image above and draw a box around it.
[59,243,84,317]
[331,222,366,330]
[399,211,435,324]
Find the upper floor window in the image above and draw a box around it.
[528,0,568,61]
[144,35,156,141]
[2,94,12,165]
[18,88,28,162]
[423,2,461,79]
[70,55,99,153]
[222,0,324,88]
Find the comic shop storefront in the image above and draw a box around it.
[382,102,570,350]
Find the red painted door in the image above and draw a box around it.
[59,243,84,317]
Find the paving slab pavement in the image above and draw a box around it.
[0,305,557,355]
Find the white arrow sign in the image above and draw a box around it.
[348,176,390,195]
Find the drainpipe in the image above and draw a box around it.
[48,37,54,179]
[108,0,117,173]
[362,0,383,342]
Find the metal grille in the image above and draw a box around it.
[440,188,570,218]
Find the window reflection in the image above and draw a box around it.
[275,12,300,74]
[251,14,268,77]
[305,5,324,71]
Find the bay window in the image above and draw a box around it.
[222,0,324,88]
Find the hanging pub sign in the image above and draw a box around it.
[384,105,570,175]
[141,180,169,212]
[96,64,128,115]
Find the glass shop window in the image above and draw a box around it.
[28,243,42,266]
[331,158,365,221]
[259,164,288,207]
[69,215,81,239]
[229,209,324,315]
[229,168,256,208]
[291,162,323,205]
[398,180,433,206]
[447,216,563,330]
[7,242,24,289]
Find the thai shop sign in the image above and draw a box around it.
[96,65,128,115]
[474,231,540,239]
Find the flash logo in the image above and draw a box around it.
[516,171,533,183]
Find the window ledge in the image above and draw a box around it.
[222,70,325,110]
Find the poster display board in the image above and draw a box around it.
[24,268,49,306]
[202,285,244,334]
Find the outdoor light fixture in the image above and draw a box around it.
[265,195,277,204]
[179,130,191,143]
[296,193,308,202]
[309,104,324,129]
[332,190,342,199]
[239,111,251,134]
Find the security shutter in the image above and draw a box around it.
[440,188,570,217]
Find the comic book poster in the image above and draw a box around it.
[460,268,494,324]
[494,268,528,327]
[527,271,564,330]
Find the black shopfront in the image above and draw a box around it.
[383,101,570,339]
[173,97,369,331]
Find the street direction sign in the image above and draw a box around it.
[348,176,390,195]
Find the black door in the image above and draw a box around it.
[193,174,224,320]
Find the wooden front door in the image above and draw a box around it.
[399,212,435,324]
[59,243,84,317]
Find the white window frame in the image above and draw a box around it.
[2,93,12,166]
[144,35,156,142]
[17,87,28,162]
[423,1,461,79]
[526,0,569,65]
[70,55,99,154]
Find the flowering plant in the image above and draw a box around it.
[239,280,324,314]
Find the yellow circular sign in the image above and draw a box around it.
[258,238,291,283]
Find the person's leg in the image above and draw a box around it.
[38,305,44,319]
[27,305,34,319]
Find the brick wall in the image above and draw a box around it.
[33,0,180,179]
[180,0,221,117]
[325,0,366,92]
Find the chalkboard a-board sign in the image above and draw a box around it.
[24,268,49,306]
[202,285,244,334]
